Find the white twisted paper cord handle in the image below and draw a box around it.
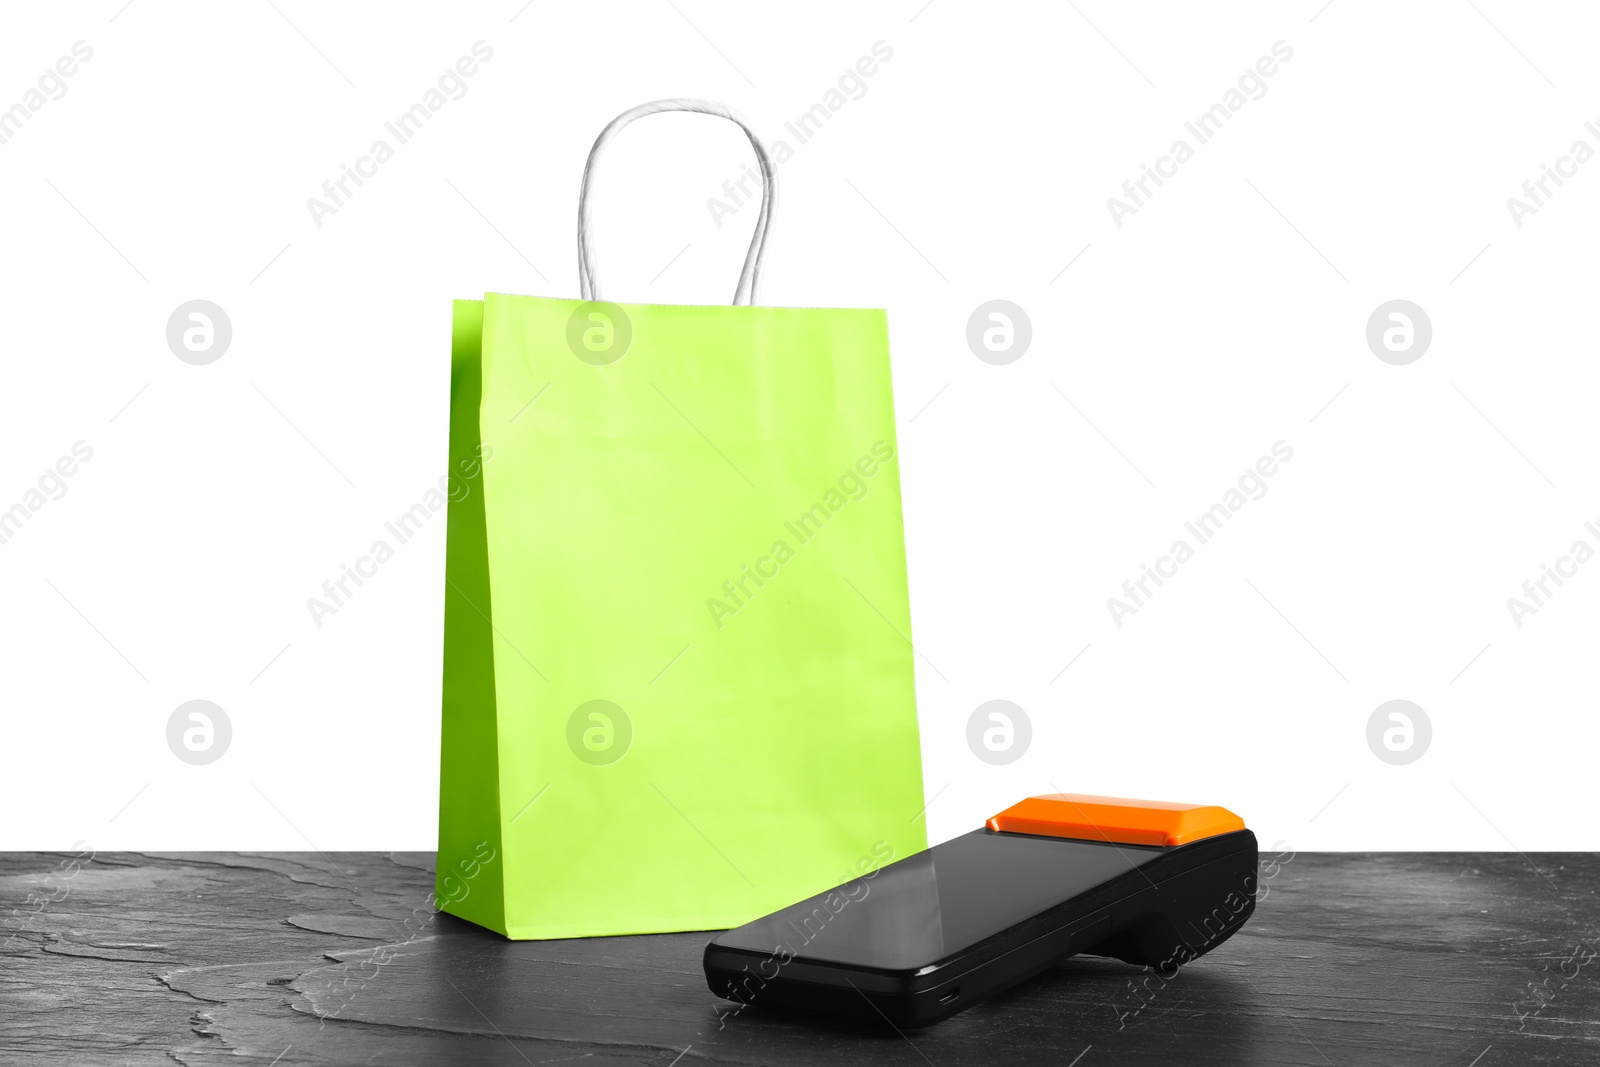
[577,98,776,306]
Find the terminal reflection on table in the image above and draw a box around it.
[704,794,1260,1027]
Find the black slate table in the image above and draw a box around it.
[3,851,1597,1065]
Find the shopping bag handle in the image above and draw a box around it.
[577,98,776,306]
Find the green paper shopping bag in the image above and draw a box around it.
[436,100,927,939]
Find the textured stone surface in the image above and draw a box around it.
[2,851,1596,1065]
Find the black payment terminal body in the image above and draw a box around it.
[704,793,1259,1027]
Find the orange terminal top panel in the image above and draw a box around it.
[985,793,1246,848]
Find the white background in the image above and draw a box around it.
[3,0,1595,854]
